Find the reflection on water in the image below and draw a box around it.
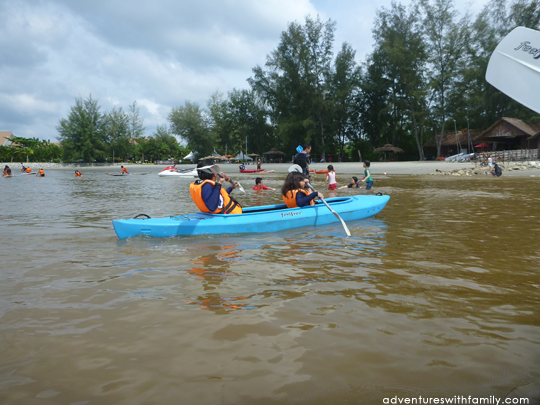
[1,168,539,403]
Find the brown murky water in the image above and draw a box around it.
[1,168,539,404]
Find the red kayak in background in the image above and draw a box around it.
[239,168,265,173]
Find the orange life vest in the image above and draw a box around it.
[38,169,44,176]
[282,189,315,208]
[122,167,128,173]
[75,172,83,177]
[26,167,31,173]
[190,180,243,214]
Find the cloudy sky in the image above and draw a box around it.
[1,0,490,142]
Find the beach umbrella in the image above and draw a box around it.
[373,144,404,153]
[263,148,285,155]
[373,144,404,161]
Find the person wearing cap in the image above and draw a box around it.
[190,163,243,214]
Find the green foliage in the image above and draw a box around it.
[169,101,214,157]
[57,95,108,162]
[249,16,340,158]
[57,96,145,163]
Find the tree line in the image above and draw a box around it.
[170,0,540,161]
[54,0,540,163]
[0,137,63,163]
[54,96,186,163]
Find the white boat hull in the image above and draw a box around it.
[158,168,197,177]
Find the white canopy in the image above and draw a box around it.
[234,152,252,161]
[183,151,195,160]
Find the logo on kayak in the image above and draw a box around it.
[514,41,540,59]
[281,211,302,218]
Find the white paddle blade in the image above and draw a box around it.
[486,26,540,114]
[288,164,302,173]
[236,182,245,193]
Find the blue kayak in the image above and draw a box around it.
[112,195,390,239]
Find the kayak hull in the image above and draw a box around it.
[112,195,390,239]
[239,168,265,173]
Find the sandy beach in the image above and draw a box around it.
[6,160,540,177]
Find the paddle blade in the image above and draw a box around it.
[236,181,245,193]
[486,26,540,114]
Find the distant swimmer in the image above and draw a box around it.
[253,177,275,191]
[75,170,83,177]
[3,165,12,177]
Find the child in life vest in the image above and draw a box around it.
[190,163,242,214]
[281,172,323,208]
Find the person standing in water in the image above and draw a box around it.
[361,160,373,190]
[324,165,337,190]
[293,144,312,178]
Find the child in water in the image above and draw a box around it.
[324,165,337,190]
[253,177,275,190]
[361,160,373,190]
[339,176,361,189]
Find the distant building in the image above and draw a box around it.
[0,131,15,146]
[475,117,540,150]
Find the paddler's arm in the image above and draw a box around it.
[296,191,322,207]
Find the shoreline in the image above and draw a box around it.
[3,160,540,177]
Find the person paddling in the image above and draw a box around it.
[253,177,275,191]
[281,172,323,208]
[26,166,32,173]
[3,165,12,177]
[36,168,45,177]
[75,170,83,177]
[190,163,243,214]
[120,165,129,175]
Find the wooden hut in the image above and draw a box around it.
[475,117,540,150]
